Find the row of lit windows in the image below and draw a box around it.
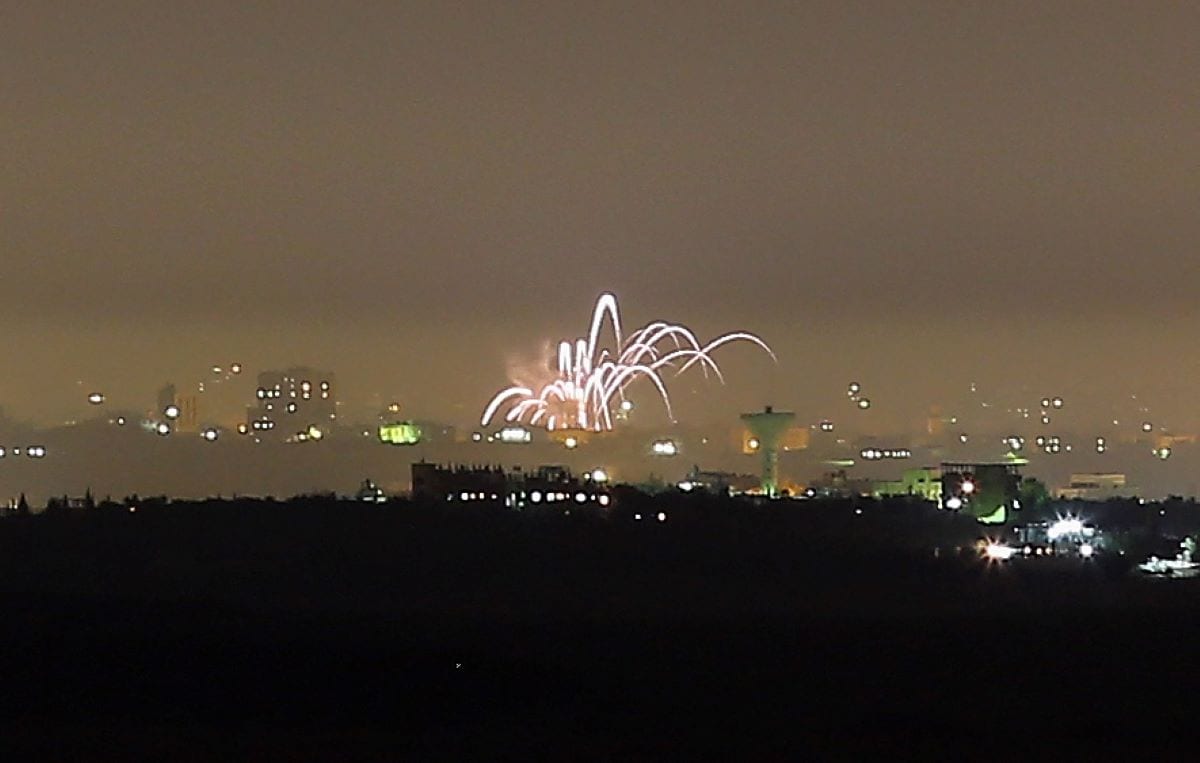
[447,490,610,507]
[0,446,47,459]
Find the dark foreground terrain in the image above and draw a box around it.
[1,496,1197,759]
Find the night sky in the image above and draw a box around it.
[4,3,1199,431]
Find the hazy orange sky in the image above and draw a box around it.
[3,2,1198,432]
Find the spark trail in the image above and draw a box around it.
[481,294,774,431]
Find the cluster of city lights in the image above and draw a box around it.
[0,446,47,459]
[859,448,911,460]
[525,490,611,506]
[847,382,870,410]
[1034,435,1067,454]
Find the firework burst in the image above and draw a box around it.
[481,293,775,432]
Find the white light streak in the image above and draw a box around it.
[481,293,774,431]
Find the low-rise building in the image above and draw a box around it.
[1056,473,1134,500]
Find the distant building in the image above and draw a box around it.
[248,367,336,440]
[411,462,611,509]
[874,466,942,501]
[155,382,200,432]
[379,421,422,445]
[681,466,760,496]
[807,469,875,498]
[156,383,177,414]
[1056,473,1134,501]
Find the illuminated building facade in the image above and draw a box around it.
[379,421,422,445]
[1055,473,1134,500]
[874,467,943,501]
[248,367,336,440]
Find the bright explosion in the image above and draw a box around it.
[481,293,774,432]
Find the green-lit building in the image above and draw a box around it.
[874,467,943,501]
[940,462,1022,525]
[379,421,422,445]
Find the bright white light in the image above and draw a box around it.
[656,512,667,522]
[985,542,1016,561]
[857,398,871,410]
[747,437,760,451]
[564,436,578,449]
[87,392,105,405]
[946,497,963,510]
[960,479,976,495]
[498,426,532,444]
[202,428,218,442]
[1047,517,1084,540]
[590,468,608,483]
[164,405,181,420]
[678,480,695,492]
[575,492,587,503]
[1079,543,1095,558]
[651,439,678,456]
[598,495,610,507]
[634,513,642,521]
[156,422,171,436]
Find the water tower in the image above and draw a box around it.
[741,405,796,497]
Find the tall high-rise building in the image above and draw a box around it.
[247,367,337,440]
[155,382,200,432]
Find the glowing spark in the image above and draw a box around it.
[482,293,774,431]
